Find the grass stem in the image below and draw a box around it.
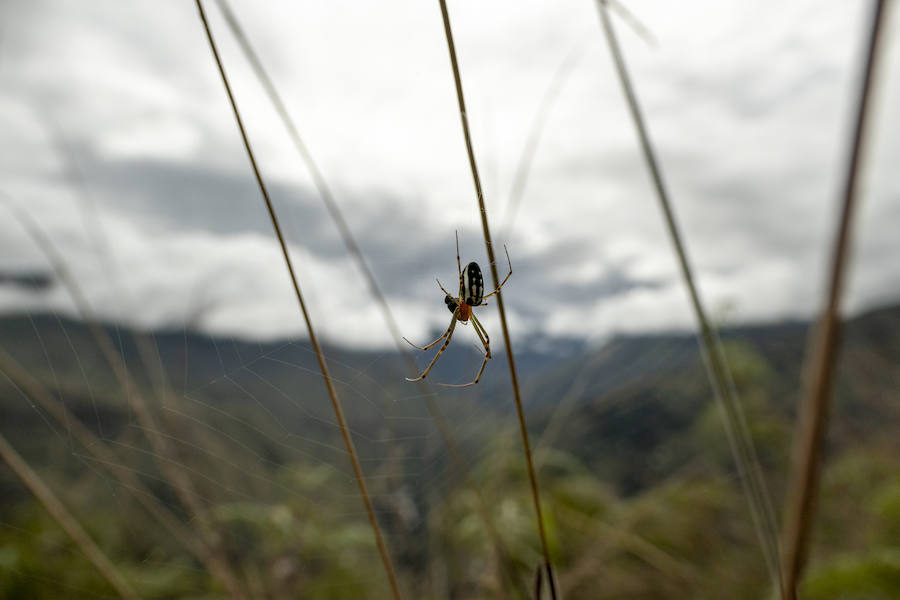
[0,347,246,595]
[194,2,403,597]
[212,2,524,593]
[2,200,248,599]
[0,432,140,600]
[595,0,783,593]
[780,1,888,596]
[500,35,589,240]
[436,1,557,596]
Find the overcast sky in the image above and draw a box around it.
[0,0,898,349]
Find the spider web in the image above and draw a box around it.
[2,1,900,599]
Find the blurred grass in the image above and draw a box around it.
[2,306,899,597]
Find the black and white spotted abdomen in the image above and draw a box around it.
[461,261,484,306]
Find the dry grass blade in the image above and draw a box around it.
[194,2,403,598]
[607,0,657,47]
[212,2,526,594]
[501,4,654,240]
[780,1,888,597]
[41,96,253,596]
[213,0,425,368]
[501,35,589,239]
[0,432,140,600]
[213,0,379,329]
[436,1,557,597]
[0,347,246,594]
[1,199,248,599]
[594,0,783,593]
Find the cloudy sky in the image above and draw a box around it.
[0,0,898,349]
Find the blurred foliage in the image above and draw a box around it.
[1,306,899,597]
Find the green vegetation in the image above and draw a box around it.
[1,304,898,597]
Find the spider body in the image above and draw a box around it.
[444,294,459,314]
[461,261,484,306]
[448,295,472,322]
[404,233,512,387]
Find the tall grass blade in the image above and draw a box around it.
[212,2,525,593]
[607,0,657,47]
[0,347,247,596]
[194,2,403,597]
[501,35,590,240]
[436,1,557,597]
[501,5,655,241]
[1,200,249,598]
[40,113,254,597]
[780,1,888,597]
[0,432,140,600]
[594,0,783,593]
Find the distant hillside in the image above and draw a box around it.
[1,302,898,496]
[2,304,899,598]
[522,303,900,493]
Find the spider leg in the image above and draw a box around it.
[406,311,459,382]
[403,328,450,352]
[482,244,513,300]
[455,230,462,281]
[439,354,488,388]
[435,278,454,298]
[439,313,491,388]
[469,312,491,359]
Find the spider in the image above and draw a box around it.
[404,232,512,387]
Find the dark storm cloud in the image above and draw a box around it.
[57,146,472,301]
[505,269,665,320]
[62,147,448,265]
[513,242,664,317]
[86,155,322,240]
[554,269,663,304]
[0,271,54,292]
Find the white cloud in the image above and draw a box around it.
[0,0,898,348]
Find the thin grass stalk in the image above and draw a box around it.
[0,347,245,591]
[780,2,888,597]
[533,354,601,463]
[501,6,655,241]
[44,119,255,596]
[594,0,784,593]
[194,3,403,598]
[532,559,555,600]
[212,3,524,594]
[607,0,657,47]
[213,0,429,380]
[500,36,589,239]
[42,95,255,597]
[2,201,248,599]
[592,519,696,585]
[435,2,557,597]
[47,125,222,549]
[0,432,140,600]
[505,12,656,481]
[44,116,193,431]
[428,401,526,598]
[559,487,699,595]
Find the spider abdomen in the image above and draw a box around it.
[444,294,459,314]
[462,261,484,306]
